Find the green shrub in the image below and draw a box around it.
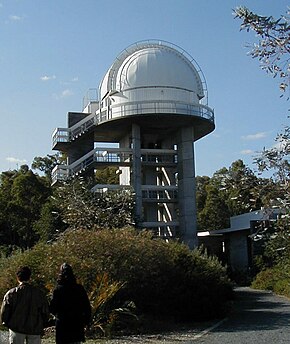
[252,263,290,298]
[251,268,278,291]
[87,273,136,337]
[0,227,233,330]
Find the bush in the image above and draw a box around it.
[252,263,290,298]
[251,268,278,291]
[0,228,233,332]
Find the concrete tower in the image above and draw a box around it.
[52,40,215,248]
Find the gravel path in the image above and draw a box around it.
[39,320,217,344]
[0,320,217,344]
[196,287,290,344]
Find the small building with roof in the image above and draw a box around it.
[198,208,282,272]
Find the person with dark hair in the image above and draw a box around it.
[49,263,91,344]
[0,266,50,344]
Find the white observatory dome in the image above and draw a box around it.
[116,47,202,94]
[99,41,206,105]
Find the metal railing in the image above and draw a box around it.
[52,113,97,148]
[52,99,214,149]
[141,149,177,165]
[51,165,70,184]
[109,100,214,121]
[68,148,132,177]
[142,188,178,202]
[52,128,70,148]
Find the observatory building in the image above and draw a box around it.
[52,40,215,248]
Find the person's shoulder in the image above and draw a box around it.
[5,286,17,296]
[3,285,19,300]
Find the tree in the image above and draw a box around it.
[235,6,290,266]
[54,178,134,231]
[212,160,262,216]
[196,161,276,231]
[32,153,65,182]
[253,127,290,265]
[95,167,119,185]
[255,127,290,187]
[234,7,290,207]
[234,6,290,96]
[33,198,67,243]
[0,166,51,249]
[196,176,210,213]
[0,170,19,249]
[198,182,230,231]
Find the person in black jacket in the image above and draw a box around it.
[0,266,49,344]
[49,263,91,344]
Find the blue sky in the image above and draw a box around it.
[0,0,289,177]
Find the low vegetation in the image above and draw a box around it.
[0,227,233,337]
[251,217,290,297]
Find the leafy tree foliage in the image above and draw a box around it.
[213,160,262,215]
[54,178,134,230]
[255,127,290,188]
[198,181,230,230]
[196,176,210,214]
[234,5,289,214]
[32,153,65,182]
[234,6,290,95]
[95,167,119,185]
[0,159,135,251]
[234,6,289,197]
[253,128,290,266]
[196,160,275,231]
[235,6,290,273]
[0,166,51,249]
[33,198,67,243]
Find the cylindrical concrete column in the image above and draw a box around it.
[177,126,198,249]
[132,124,143,225]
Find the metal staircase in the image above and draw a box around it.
[52,147,177,183]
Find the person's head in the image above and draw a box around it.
[16,266,31,283]
[57,263,76,285]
